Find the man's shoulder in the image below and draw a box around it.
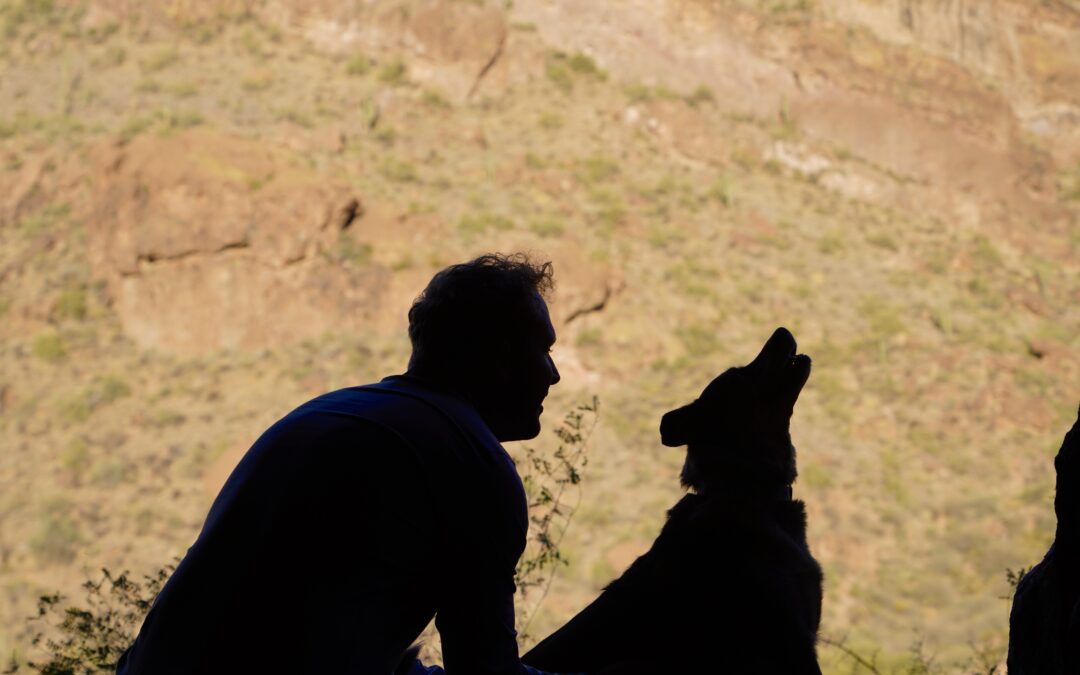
[295,376,458,424]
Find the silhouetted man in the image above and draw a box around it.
[117,254,573,675]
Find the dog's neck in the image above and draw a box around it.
[695,481,793,502]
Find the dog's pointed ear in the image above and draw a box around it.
[660,403,697,447]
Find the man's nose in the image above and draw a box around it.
[549,354,561,385]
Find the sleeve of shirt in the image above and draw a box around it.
[434,554,523,675]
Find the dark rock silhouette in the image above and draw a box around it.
[523,328,823,674]
[1008,404,1080,675]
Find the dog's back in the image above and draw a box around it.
[525,492,822,673]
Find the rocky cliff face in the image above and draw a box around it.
[61,0,1077,354]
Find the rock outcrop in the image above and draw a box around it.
[86,130,385,354]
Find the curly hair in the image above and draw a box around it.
[407,253,555,373]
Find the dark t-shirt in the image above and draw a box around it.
[117,375,531,675]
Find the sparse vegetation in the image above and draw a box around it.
[57,376,131,424]
[140,47,180,74]
[380,157,419,182]
[240,70,274,92]
[529,218,564,238]
[576,155,619,184]
[378,59,407,85]
[420,88,451,109]
[53,287,88,322]
[29,497,81,565]
[458,211,514,237]
[345,53,371,77]
[31,334,66,363]
[0,5,1075,671]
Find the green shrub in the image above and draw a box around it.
[576,328,601,347]
[336,235,373,265]
[707,177,732,206]
[167,81,199,98]
[32,333,66,362]
[57,376,131,423]
[676,322,722,357]
[240,71,273,92]
[276,108,312,129]
[30,498,80,565]
[545,61,572,92]
[90,458,129,487]
[567,52,605,79]
[514,398,598,642]
[577,155,619,184]
[345,54,371,76]
[140,47,180,74]
[421,88,451,109]
[858,295,905,337]
[18,202,71,236]
[623,82,681,103]
[380,158,418,182]
[18,566,174,673]
[529,218,564,238]
[686,84,715,106]
[53,287,87,321]
[458,211,513,237]
[538,113,562,130]
[60,439,91,480]
[378,59,407,85]
[98,45,126,67]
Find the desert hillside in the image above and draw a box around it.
[1,0,1078,671]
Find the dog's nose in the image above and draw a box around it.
[659,402,698,447]
[749,327,798,374]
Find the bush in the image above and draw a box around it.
[457,211,513,237]
[345,54,371,77]
[378,60,407,85]
[29,498,80,565]
[52,287,87,322]
[31,334,66,362]
[57,376,131,424]
[513,397,599,644]
[13,567,173,673]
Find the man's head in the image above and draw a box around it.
[407,253,561,442]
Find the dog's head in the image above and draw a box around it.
[660,327,811,494]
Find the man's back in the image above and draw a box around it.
[118,376,528,674]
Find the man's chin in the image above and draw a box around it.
[496,417,542,443]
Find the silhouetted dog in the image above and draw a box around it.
[1008,405,1080,674]
[523,328,823,674]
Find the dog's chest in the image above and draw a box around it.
[619,494,822,622]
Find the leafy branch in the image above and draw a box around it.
[514,396,599,643]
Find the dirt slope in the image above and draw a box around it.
[1,0,1077,670]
